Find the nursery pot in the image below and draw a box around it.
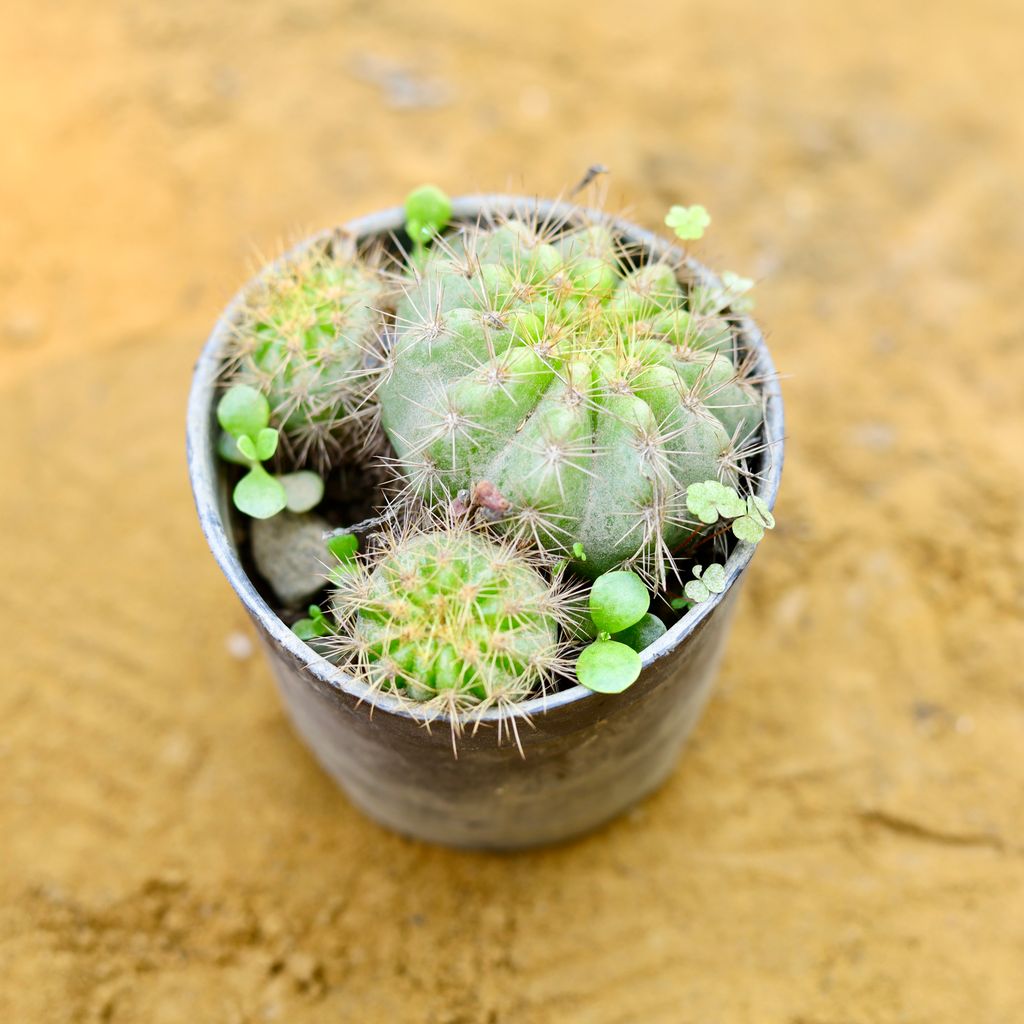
[187,195,785,850]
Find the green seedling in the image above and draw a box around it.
[216,384,324,519]
[686,479,747,524]
[324,530,360,585]
[665,204,710,241]
[685,480,775,544]
[613,612,667,653]
[576,569,664,694]
[292,604,334,641]
[326,531,359,563]
[683,563,727,604]
[217,385,287,519]
[731,495,776,543]
[405,184,453,263]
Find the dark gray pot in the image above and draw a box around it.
[186,196,785,850]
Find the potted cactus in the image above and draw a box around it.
[187,184,784,849]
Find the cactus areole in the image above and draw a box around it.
[378,212,763,581]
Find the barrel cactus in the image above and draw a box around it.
[327,519,575,720]
[377,208,763,581]
[224,235,388,470]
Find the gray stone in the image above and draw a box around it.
[251,511,331,606]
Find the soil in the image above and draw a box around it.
[2,1,1023,1021]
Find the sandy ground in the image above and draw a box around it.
[2,1,1023,1020]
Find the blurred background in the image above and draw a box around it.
[2,1,1022,1020]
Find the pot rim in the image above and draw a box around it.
[186,194,785,724]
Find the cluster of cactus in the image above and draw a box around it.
[326,517,576,721]
[377,209,763,583]
[223,235,388,470]
[216,188,773,720]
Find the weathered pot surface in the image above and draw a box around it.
[186,195,785,850]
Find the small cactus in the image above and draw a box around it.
[224,236,388,470]
[326,518,576,721]
[377,204,764,583]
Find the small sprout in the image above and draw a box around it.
[326,531,359,564]
[575,570,652,694]
[665,204,711,242]
[572,542,588,562]
[216,431,249,466]
[589,570,650,635]
[233,464,287,520]
[686,480,746,524]
[731,495,776,544]
[279,471,325,514]
[683,563,728,604]
[613,613,667,653]
[325,531,359,585]
[670,597,693,611]
[216,384,323,520]
[254,427,279,462]
[235,434,258,462]
[576,640,642,694]
[217,384,270,439]
[292,603,334,641]
[405,184,452,259]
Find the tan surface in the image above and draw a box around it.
[2,1,1023,1021]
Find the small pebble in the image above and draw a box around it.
[251,511,331,606]
[225,631,253,659]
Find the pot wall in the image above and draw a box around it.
[260,588,739,848]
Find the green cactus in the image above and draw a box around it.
[378,208,763,582]
[225,237,388,470]
[327,521,574,717]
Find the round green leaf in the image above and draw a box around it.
[576,640,643,694]
[217,385,270,439]
[686,480,745,523]
[614,613,667,653]
[280,470,324,513]
[235,434,257,462]
[589,571,650,634]
[254,427,279,462]
[665,204,711,241]
[326,532,358,564]
[702,564,727,593]
[405,185,452,241]
[732,516,765,544]
[216,431,249,466]
[292,618,319,640]
[684,579,711,603]
[748,495,775,529]
[233,466,287,519]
